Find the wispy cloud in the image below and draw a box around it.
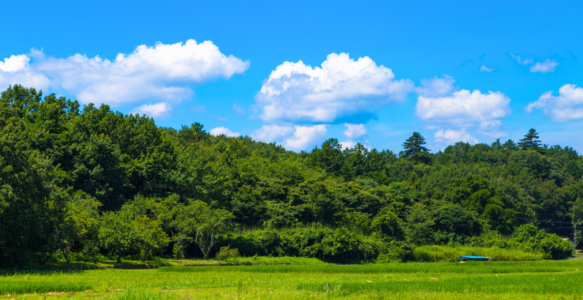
[530,59,559,73]
[232,104,246,114]
[480,65,494,73]
[509,52,558,73]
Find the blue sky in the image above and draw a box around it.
[2,0,583,153]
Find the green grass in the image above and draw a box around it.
[3,257,583,299]
[299,272,583,295]
[413,245,545,262]
[159,260,577,274]
[0,280,92,295]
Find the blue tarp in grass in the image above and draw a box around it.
[459,255,490,260]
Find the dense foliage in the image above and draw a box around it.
[0,85,580,266]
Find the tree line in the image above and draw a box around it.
[0,85,580,266]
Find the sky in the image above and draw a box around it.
[2,0,583,153]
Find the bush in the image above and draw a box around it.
[514,224,573,259]
[215,246,240,262]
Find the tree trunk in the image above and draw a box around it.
[61,248,70,264]
[203,229,216,260]
[88,250,97,264]
[117,255,122,264]
[42,252,53,265]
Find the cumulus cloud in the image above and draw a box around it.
[284,125,327,151]
[210,127,241,137]
[415,76,510,138]
[526,84,583,121]
[251,125,294,143]
[251,124,327,151]
[480,65,494,73]
[131,102,172,118]
[434,128,478,145]
[339,140,357,150]
[530,59,559,73]
[340,123,368,150]
[343,123,367,139]
[255,53,413,123]
[0,40,249,117]
[0,54,50,91]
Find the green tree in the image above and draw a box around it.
[175,200,235,259]
[405,204,435,245]
[98,196,169,263]
[518,128,544,153]
[402,132,431,164]
[0,103,66,266]
[66,191,102,263]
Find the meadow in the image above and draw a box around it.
[2,257,583,299]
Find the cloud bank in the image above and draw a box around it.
[416,76,510,142]
[255,53,413,123]
[0,40,249,118]
[526,84,583,121]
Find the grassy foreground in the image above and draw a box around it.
[2,258,583,299]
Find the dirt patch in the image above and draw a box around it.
[46,292,75,296]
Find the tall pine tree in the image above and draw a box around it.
[402,132,431,164]
[518,128,544,153]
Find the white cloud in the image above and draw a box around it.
[526,84,583,121]
[480,65,494,73]
[415,75,455,98]
[283,125,327,151]
[416,77,510,127]
[477,120,508,138]
[416,76,510,139]
[251,124,327,151]
[0,40,249,113]
[233,104,245,114]
[255,53,414,123]
[434,128,478,145]
[510,53,558,73]
[340,123,369,150]
[339,140,357,150]
[343,123,367,139]
[510,52,534,65]
[130,102,172,118]
[251,125,294,143]
[530,59,558,73]
[210,127,241,137]
[0,54,29,72]
[0,54,50,91]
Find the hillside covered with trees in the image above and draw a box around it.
[1,85,581,266]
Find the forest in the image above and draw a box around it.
[1,84,580,267]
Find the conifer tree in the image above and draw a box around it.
[402,132,429,157]
[518,128,544,152]
[402,132,431,164]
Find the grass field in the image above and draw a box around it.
[2,257,583,299]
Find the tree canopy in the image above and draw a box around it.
[0,85,579,265]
